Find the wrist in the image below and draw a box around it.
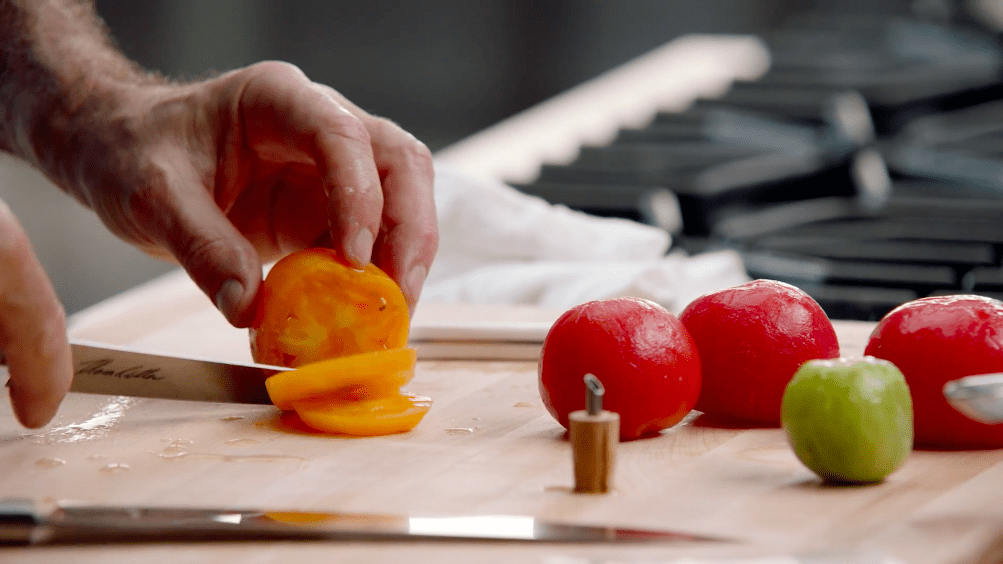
[21,74,172,204]
[0,0,165,196]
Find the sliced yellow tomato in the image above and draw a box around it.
[292,392,432,436]
[251,249,410,368]
[265,348,417,411]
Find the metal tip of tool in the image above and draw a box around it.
[584,373,604,415]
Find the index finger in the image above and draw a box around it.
[0,201,72,428]
[309,88,439,311]
[364,118,438,310]
[235,62,383,267]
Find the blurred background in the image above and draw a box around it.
[1,0,1000,317]
[96,0,799,152]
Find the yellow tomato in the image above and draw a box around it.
[251,248,409,368]
[250,248,429,437]
[292,393,432,436]
[265,348,417,411]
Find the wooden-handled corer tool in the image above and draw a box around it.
[569,373,619,493]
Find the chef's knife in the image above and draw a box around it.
[944,373,1003,424]
[65,340,291,404]
[0,498,728,545]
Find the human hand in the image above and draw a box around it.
[57,61,438,327]
[0,200,72,428]
[3,0,438,428]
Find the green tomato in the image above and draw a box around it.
[781,357,913,484]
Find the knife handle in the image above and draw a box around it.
[0,497,43,545]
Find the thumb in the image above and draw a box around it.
[136,184,262,328]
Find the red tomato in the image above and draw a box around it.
[538,297,701,441]
[679,279,840,426]
[865,295,1003,449]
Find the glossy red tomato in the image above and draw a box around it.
[538,297,701,441]
[865,295,1003,449]
[679,279,840,426]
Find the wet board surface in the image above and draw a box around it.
[2,270,1003,564]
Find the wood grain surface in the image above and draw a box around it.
[2,269,1003,564]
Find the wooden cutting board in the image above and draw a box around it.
[2,271,1003,564]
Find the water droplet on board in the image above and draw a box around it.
[224,438,259,446]
[100,463,130,474]
[35,457,66,468]
[444,427,475,435]
[159,445,190,460]
[221,416,245,422]
[87,454,108,461]
[513,402,535,408]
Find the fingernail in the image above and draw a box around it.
[350,229,374,267]
[404,265,428,304]
[215,279,245,322]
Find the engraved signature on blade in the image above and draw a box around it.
[76,359,165,381]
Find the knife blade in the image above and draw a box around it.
[67,340,291,405]
[943,372,1003,424]
[0,498,729,545]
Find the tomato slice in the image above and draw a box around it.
[292,392,432,436]
[265,348,417,411]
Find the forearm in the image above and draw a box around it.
[0,0,161,192]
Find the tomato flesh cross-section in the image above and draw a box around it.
[265,348,417,411]
[292,393,433,436]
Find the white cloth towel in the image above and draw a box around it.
[421,164,749,313]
